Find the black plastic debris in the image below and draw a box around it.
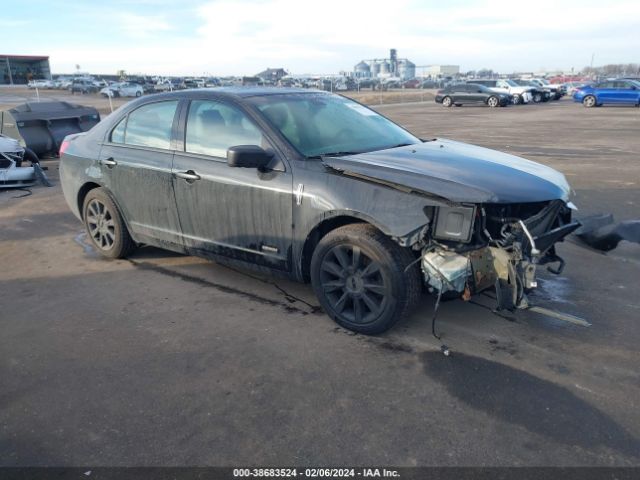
[0,101,100,157]
[574,214,640,251]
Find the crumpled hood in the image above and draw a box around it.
[0,134,23,154]
[323,139,571,204]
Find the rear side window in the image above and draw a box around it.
[185,100,264,158]
[116,101,179,149]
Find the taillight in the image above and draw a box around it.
[59,139,70,156]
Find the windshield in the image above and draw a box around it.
[505,80,518,87]
[248,93,421,157]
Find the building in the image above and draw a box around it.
[256,68,288,83]
[0,55,51,85]
[419,65,460,77]
[353,49,416,81]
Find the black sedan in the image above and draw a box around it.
[60,88,578,334]
[435,83,510,107]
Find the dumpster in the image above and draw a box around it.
[0,101,100,157]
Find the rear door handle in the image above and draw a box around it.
[102,158,117,167]
[175,170,201,182]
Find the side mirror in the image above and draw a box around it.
[227,145,273,169]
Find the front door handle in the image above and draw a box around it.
[102,158,117,167]
[175,170,201,182]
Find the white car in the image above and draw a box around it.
[28,79,54,89]
[468,79,534,104]
[100,82,144,98]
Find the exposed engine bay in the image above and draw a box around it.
[0,134,51,189]
[419,200,581,311]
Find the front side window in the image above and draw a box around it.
[124,101,179,149]
[110,117,126,143]
[248,93,420,157]
[185,100,264,158]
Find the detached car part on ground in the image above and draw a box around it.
[0,101,100,157]
[0,134,51,188]
[59,88,579,335]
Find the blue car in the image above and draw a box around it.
[574,79,640,107]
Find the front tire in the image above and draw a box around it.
[532,92,542,103]
[442,96,453,107]
[512,94,522,105]
[310,224,421,335]
[583,95,596,108]
[83,188,136,259]
[487,96,499,107]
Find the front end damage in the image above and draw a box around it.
[0,134,50,189]
[420,200,580,311]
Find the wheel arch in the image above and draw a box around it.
[77,181,102,219]
[299,213,391,282]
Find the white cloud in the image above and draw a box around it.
[47,0,640,75]
[116,13,172,38]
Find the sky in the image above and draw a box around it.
[2,0,639,76]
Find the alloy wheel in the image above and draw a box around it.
[86,199,116,250]
[319,244,389,325]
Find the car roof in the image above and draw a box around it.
[132,86,331,104]
[153,86,325,100]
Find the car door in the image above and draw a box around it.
[467,85,486,103]
[98,99,183,246]
[595,82,616,103]
[120,83,134,97]
[495,80,512,96]
[614,81,638,104]
[171,98,293,271]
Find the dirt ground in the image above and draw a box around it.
[1,88,639,467]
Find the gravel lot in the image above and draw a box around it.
[1,89,639,467]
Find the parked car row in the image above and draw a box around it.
[435,77,569,108]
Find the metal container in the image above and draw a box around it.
[0,101,100,157]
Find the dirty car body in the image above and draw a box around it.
[59,88,579,333]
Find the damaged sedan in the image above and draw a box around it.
[59,88,579,334]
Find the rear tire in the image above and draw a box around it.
[583,95,596,108]
[442,96,453,107]
[512,94,522,105]
[82,188,136,259]
[532,92,542,103]
[310,224,421,335]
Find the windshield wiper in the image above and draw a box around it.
[308,151,362,159]
[385,143,415,149]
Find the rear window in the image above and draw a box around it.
[110,101,179,149]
